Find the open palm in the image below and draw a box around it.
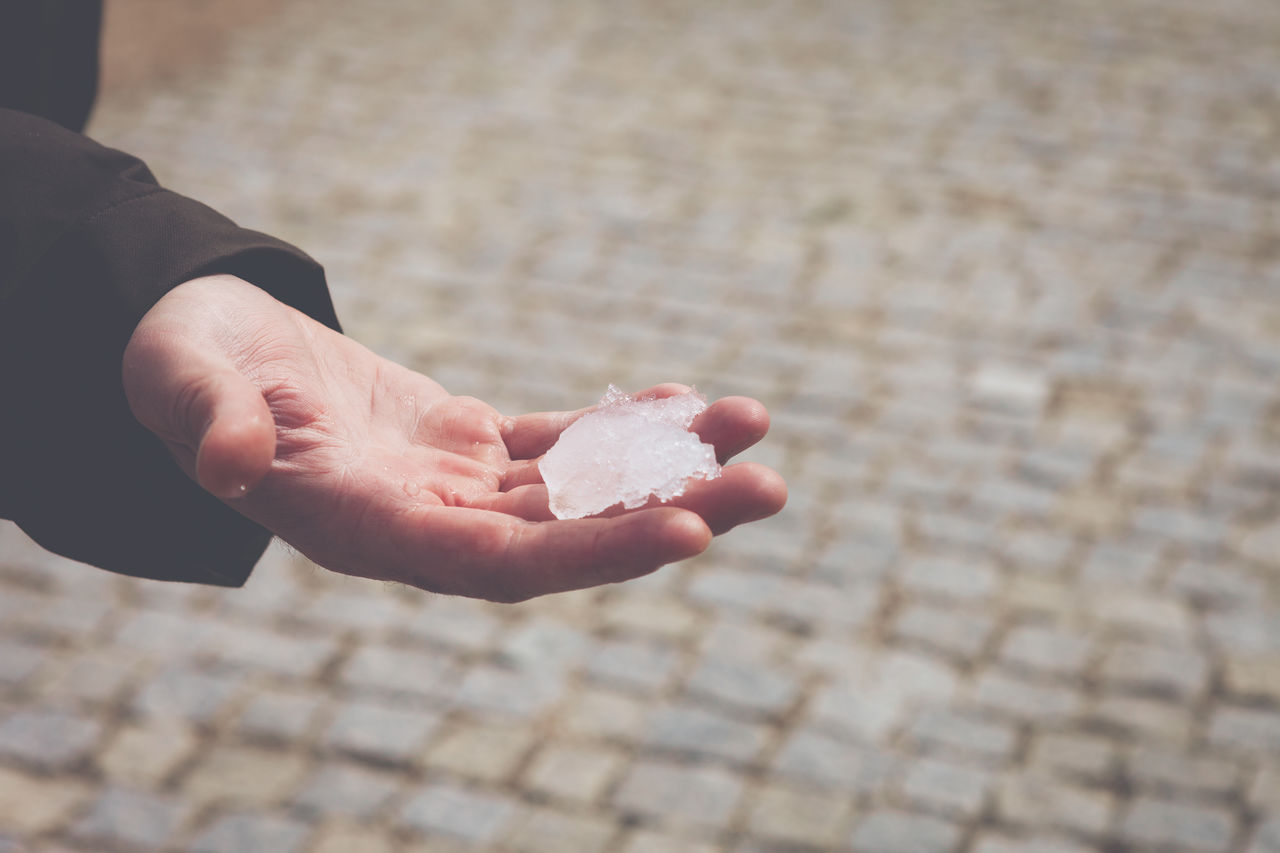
[123,275,786,601]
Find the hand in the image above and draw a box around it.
[122,275,787,601]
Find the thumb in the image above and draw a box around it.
[191,370,277,499]
[123,328,277,500]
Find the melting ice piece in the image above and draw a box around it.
[539,385,722,520]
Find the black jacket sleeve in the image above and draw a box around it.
[0,109,342,587]
[0,4,343,586]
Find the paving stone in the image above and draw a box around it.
[0,708,102,770]
[523,742,626,803]
[848,809,963,853]
[1167,559,1266,609]
[1027,731,1116,780]
[970,479,1057,519]
[503,808,617,853]
[687,567,788,613]
[613,759,745,830]
[293,761,402,818]
[1251,816,1280,853]
[999,626,1091,677]
[1118,797,1235,852]
[1207,705,1280,754]
[1133,507,1227,551]
[641,703,770,765]
[1079,541,1161,588]
[309,823,396,853]
[744,782,853,848]
[899,756,994,818]
[1206,608,1280,655]
[812,532,898,584]
[210,622,339,677]
[622,830,720,853]
[771,729,896,793]
[0,766,90,834]
[702,617,794,665]
[764,577,882,630]
[972,671,1082,721]
[396,603,501,651]
[321,699,442,765]
[601,593,702,639]
[18,596,113,638]
[1098,640,1210,697]
[498,619,593,673]
[999,530,1075,575]
[182,744,309,808]
[970,834,1097,853]
[188,811,311,853]
[560,687,649,741]
[39,649,140,705]
[585,639,681,694]
[114,610,234,658]
[683,656,801,718]
[70,786,191,852]
[1091,694,1194,745]
[450,663,566,717]
[132,667,244,723]
[1125,746,1240,797]
[1092,592,1194,639]
[399,782,518,844]
[997,771,1114,835]
[302,589,416,631]
[905,707,1018,759]
[913,510,998,551]
[1224,655,1280,704]
[98,718,197,786]
[0,640,46,688]
[424,720,536,782]
[1252,765,1280,809]
[811,649,959,741]
[899,555,1000,601]
[892,603,995,661]
[1239,522,1280,566]
[340,643,456,698]
[235,686,326,742]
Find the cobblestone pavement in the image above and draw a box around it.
[4,0,1280,850]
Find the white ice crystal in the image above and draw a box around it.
[539,385,722,520]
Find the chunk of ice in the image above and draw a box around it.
[539,385,722,520]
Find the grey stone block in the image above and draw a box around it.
[188,811,311,853]
[321,699,442,765]
[0,709,101,771]
[399,782,518,843]
[849,810,962,853]
[293,761,401,818]
[641,704,769,765]
[613,759,745,829]
[683,657,800,718]
[70,787,190,852]
[585,639,681,694]
[771,729,895,793]
[1119,797,1235,852]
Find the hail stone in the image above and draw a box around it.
[539,385,722,520]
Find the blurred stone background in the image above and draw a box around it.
[3,0,1280,850]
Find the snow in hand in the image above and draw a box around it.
[539,386,722,520]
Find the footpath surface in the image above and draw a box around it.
[3,1,1280,851]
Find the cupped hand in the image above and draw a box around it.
[122,275,787,601]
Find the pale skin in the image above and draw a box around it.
[122,275,788,602]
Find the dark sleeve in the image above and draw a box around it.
[0,108,342,587]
